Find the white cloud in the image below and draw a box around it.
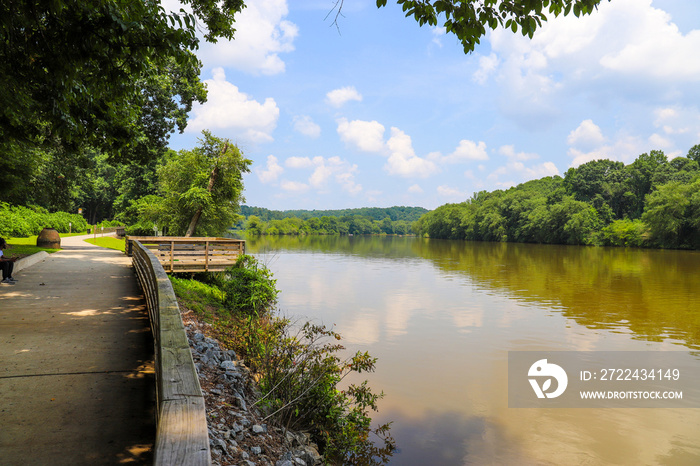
[280,180,309,193]
[408,184,424,194]
[431,26,446,47]
[337,118,385,152]
[186,68,279,143]
[528,161,560,178]
[597,2,700,80]
[648,133,673,150]
[653,106,700,136]
[498,144,539,161]
[326,86,363,108]
[473,53,499,84]
[336,171,362,195]
[442,140,489,163]
[199,0,298,75]
[256,155,284,183]
[567,133,646,167]
[385,128,439,178]
[567,120,606,149]
[293,115,321,138]
[488,161,559,185]
[486,0,700,128]
[337,119,442,178]
[285,156,314,168]
[283,155,361,194]
[437,185,467,199]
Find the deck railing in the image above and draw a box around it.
[130,240,211,466]
[126,236,245,273]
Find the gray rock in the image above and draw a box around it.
[276,461,294,466]
[234,394,247,410]
[231,422,243,432]
[251,446,262,455]
[204,348,221,364]
[210,437,227,451]
[224,371,241,383]
[301,445,322,465]
[252,424,266,434]
[220,360,237,371]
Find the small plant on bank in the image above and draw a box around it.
[250,320,396,465]
[221,255,279,317]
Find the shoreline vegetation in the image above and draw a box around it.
[239,206,427,237]
[241,147,700,251]
[412,149,700,250]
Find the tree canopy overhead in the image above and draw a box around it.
[0,0,243,157]
[372,0,607,53]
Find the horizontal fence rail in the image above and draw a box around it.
[126,236,245,273]
[130,240,211,466]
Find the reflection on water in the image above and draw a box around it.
[249,236,700,465]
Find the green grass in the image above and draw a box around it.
[84,236,126,252]
[7,231,91,256]
[170,276,225,318]
[5,236,60,258]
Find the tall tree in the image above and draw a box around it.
[0,0,242,158]
[156,131,251,237]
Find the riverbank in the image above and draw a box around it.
[181,307,323,466]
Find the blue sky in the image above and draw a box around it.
[165,0,700,211]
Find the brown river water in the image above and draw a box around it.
[247,235,700,465]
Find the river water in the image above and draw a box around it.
[247,235,700,465]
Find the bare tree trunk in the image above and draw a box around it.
[185,143,227,237]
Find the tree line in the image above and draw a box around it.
[414,146,700,249]
[241,205,427,222]
[244,212,418,236]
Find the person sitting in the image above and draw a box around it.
[0,238,18,284]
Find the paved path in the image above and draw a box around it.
[0,235,155,465]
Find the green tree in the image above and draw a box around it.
[642,179,700,249]
[156,131,251,236]
[687,144,700,163]
[0,0,242,155]
[625,150,668,218]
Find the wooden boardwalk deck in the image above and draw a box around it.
[126,236,245,273]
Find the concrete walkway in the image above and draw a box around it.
[0,235,155,465]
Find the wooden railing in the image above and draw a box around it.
[130,240,211,466]
[126,236,245,273]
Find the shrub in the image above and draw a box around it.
[0,203,88,236]
[249,320,396,465]
[222,255,278,317]
[600,219,647,247]
[212,315,396,465]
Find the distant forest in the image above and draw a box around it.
[240,206,428,236]
[240,206,428,222]
[414,146,700,250]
